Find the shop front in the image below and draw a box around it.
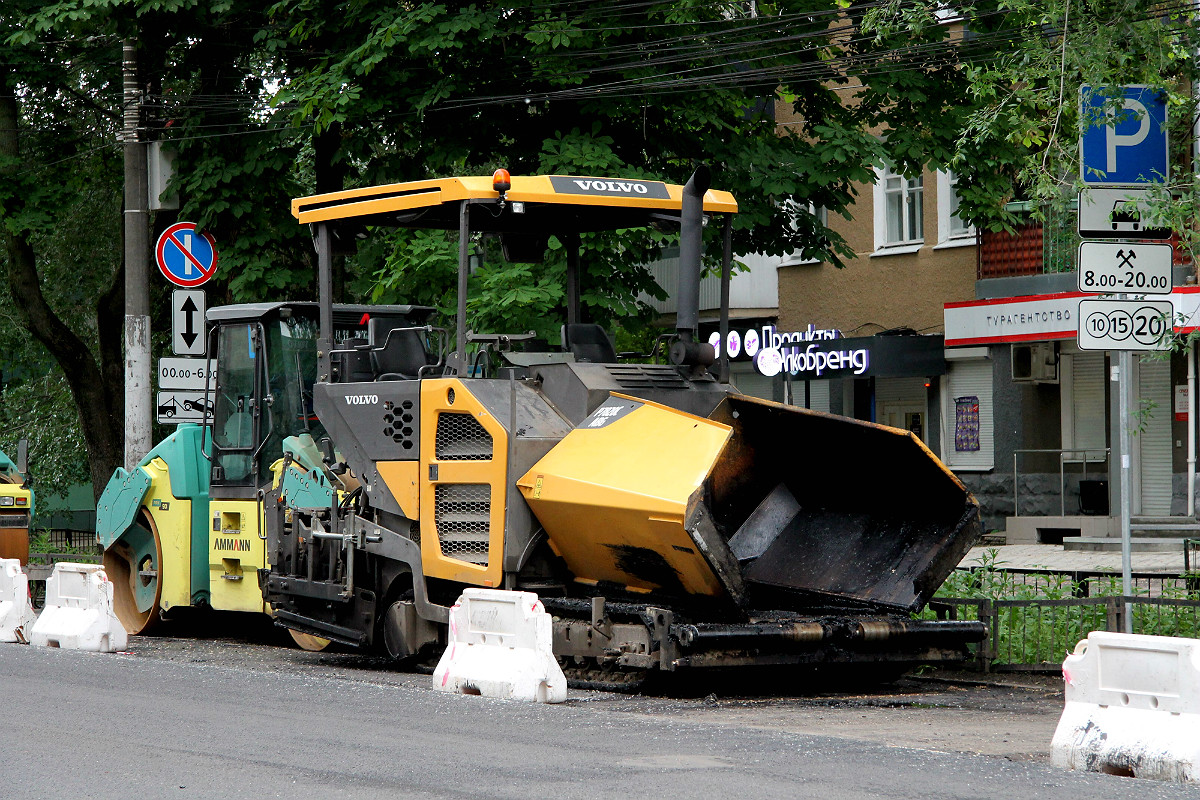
[944,289,1200,539]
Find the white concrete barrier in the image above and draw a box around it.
[432,588,566,703]
[28,563,127,653]
[0,558,35,643]
[1051,631,1200,782]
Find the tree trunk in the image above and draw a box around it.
[0,70,124,502]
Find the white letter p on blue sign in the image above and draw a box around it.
[1080,85,1168,186]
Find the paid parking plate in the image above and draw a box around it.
[1077,298,1174,351]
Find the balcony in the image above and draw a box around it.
[977,205,1079,281]
[977,205,1193,299]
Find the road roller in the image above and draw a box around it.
[0,440,33,564]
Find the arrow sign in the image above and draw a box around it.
[172,289,207,356]
[180,295,199,348]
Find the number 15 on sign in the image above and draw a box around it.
[1078,298,1174,351]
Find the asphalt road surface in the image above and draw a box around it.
[1,624,1196,800]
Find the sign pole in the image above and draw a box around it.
[123,39,152,469]
[1118,348,1134,632]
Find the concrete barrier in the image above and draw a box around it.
[28,562,128,653]
[0,558,35,643]
[1051,631,1200,782]
[432,588,566,703]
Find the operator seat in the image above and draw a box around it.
[561,323,618,363]
[368,318,433,380]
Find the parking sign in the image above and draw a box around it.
[1080,85,1168,186]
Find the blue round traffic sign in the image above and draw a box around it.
[156,222,218,287]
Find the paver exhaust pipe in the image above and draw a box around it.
[671,166,715,368]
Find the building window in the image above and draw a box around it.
[873,164,923,254]
[936,170,976,248]
[780,201,828,266]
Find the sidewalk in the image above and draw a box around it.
[958,543,1187,574]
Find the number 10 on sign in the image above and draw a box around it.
[1077,298,1174,351]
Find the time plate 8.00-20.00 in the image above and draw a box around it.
[1077,241,1173,295]
[1077,298,1174,351]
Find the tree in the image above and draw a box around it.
[7,0,1193,499]
[923,0,1200,235]
[268,0,975,330]
[0,5,126,498]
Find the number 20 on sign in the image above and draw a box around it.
[1077,298,1174,351]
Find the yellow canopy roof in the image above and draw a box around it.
[292,174,738,233]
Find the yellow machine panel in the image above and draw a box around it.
[141,457,193,613]
[419,379,507,587]
[208,498,267,613]
[376,461,421,520]
[0,484,32,564]
[293,174,738,226]
[517,395,733,597]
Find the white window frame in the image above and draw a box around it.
[872,163,924,256]
[935,170,976,249]
[778,201,828,266]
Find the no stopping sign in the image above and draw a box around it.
[156,222,218,287]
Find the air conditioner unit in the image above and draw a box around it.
[1011,342,1059,383]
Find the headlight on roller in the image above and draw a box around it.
[0,496,14,506]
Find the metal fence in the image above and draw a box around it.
[926,594,1200,672]
[948,566,1198,598]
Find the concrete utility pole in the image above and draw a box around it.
[123,39,152,469]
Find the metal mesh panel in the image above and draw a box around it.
[434,483,490,565]
[435,412,493,460]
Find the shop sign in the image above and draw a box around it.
[709,324,841,361]
[713,325,945,380]
[947,287,1200,348]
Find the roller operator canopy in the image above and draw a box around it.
[291,173,739,235]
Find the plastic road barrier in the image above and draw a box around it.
[433,588,567,703]
[1052,631,1200,782]
[28,562,128,653]
[0,558,35,643]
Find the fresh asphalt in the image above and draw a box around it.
[1,641,1195,800]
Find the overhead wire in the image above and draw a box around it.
[5,0,1197,152]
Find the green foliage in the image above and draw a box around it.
[0,372,91,508]
[3,0,1195,501]
[946,0,1199,232]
